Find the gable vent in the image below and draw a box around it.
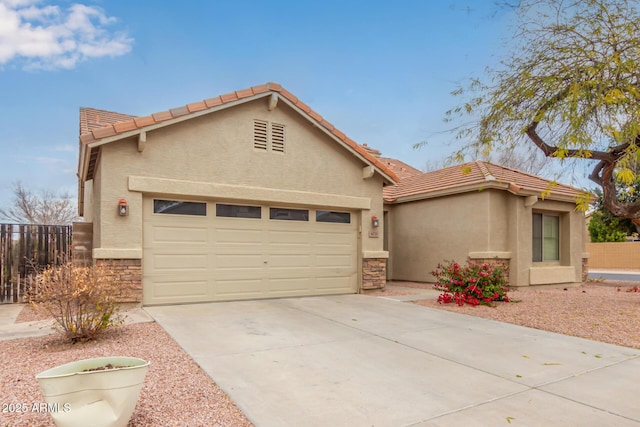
[271,123,285,153]
[253,120,285,153]
[253,120,268,150]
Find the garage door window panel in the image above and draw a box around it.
[216,204,261,219]
[316,210,350,223]
[270,208,309,221]
[153,200,206,216]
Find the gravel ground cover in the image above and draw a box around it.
[382,281,640,349]
[1,320,253,427]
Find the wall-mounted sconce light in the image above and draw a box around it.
[118,199,129,216]
[371,215,379,228]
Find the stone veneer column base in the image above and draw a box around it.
[95,259,142,303]
[362,258,386,290]
[582,256,589,282]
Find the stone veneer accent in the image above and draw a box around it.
[362,258,386,290]
[95,259,143,303]
[582,256,589,282]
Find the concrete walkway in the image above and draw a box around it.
[0,304,154,341]
[146,295,640,427]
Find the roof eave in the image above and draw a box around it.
[84,92,273,149]
[384,181,583,205]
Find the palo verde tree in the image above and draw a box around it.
[440,0,640,224]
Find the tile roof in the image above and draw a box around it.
[360,144,422,180]
[78,82,398,184]
[378,157,423,180]
[79,108,138,135]
[384,160,584,203]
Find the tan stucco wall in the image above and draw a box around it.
[387,190,503,282]
[387,189,585,287]
[88,97,386,258]
[82,180,94,223]
[91,172,102,250]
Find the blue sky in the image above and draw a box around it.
[0,0,519,210]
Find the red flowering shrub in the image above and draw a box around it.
[432,259,509,306]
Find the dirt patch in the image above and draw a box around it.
[15,303,141,324]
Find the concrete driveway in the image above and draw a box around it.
[145,295,640,427]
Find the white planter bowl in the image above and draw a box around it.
[36,356,150,427]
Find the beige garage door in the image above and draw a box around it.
[142,198,358,305]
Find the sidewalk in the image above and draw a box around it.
[0,303,155,341]
[590,269,640,274]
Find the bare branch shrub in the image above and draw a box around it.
[28,262,123,342]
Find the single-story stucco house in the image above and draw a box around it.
[75,82,587,305]
[383,160,588,288]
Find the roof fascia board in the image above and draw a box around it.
[276,95,397,185]
[78,143,87,181]
[85,92,273,149]
[387,182,507,204]
[80,145,91,182]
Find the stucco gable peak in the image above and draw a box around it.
[78,83,399,185]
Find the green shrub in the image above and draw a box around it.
[432,259,509,306]
[28,262,123,342]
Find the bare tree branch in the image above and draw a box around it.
[440,0,640,222]
[0,182,79,225]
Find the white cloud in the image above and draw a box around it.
[0,0,132,70]
[53,144,74,152]
[36,156,65,165]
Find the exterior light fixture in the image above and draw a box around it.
[118,199,129,216]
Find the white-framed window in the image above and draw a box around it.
[532,212,559,262]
